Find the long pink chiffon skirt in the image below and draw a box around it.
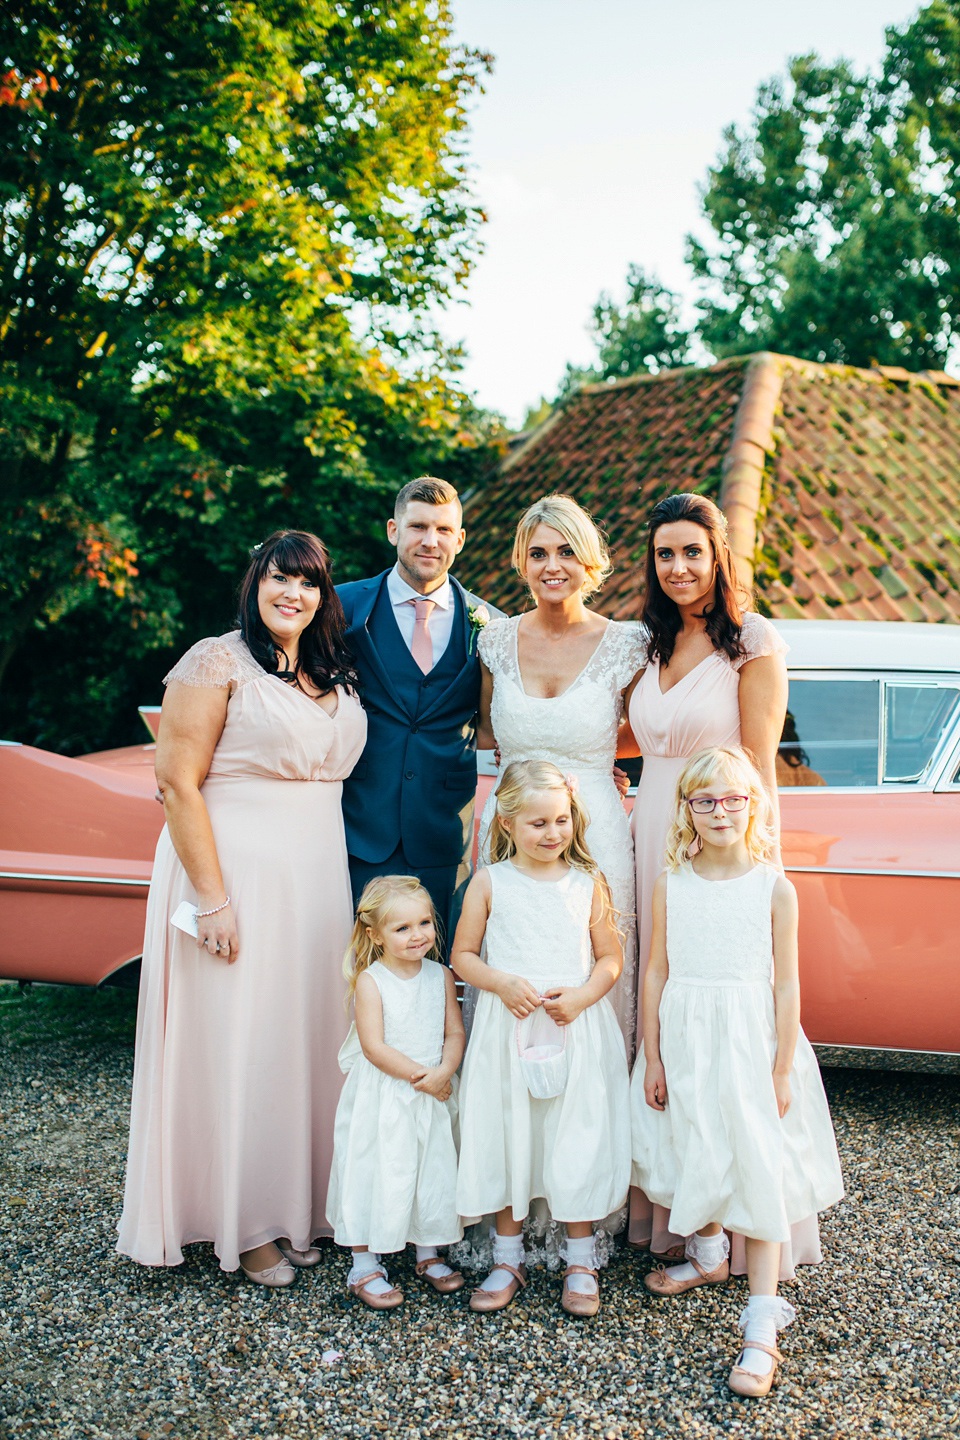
[117,774,352,1271]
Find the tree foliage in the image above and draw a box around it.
[560,1,960,402]
[688,3,960,366]
[1,0,502,751]
[554,266,695,404]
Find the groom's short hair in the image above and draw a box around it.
[394,476,461,520]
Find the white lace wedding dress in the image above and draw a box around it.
[475,615,646,1054]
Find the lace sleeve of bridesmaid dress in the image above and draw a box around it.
[733,614,789,672]
[163,632,264,693]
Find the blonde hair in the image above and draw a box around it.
[489,760,615,922]
[511,494,613,600]
[664,746,775,871]
[343,875,440,1004]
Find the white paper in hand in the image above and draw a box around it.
[171,900,199,938]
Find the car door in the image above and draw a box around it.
[778,672,960,1055]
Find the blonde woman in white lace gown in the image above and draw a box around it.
[475,495,645,1053]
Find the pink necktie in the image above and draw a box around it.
[409,597,436,673]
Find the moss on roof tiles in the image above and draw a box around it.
[458,354,960,624]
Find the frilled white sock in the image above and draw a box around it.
[479,1232,524,1292]
[737,1294,797,1378]
[416,1244,453,1280]
[348,1249,393,1297]
[564,1234,598,1296]
[661,1228,729,1285]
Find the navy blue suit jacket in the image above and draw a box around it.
[337,571,495,869]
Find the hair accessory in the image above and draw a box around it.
[251,541,263,552]
[564,772,579,796]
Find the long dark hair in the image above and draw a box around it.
[641,492,748,666]
[237,530,359,692]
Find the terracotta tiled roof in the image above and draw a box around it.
[458,353,960,624]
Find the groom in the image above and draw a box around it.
[338,476,497,957]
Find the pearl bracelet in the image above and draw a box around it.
[196,896,231,918]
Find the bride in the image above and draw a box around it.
[474,493,645,1053]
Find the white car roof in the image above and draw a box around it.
[773,619,960,674]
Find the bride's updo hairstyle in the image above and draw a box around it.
[237,529,359,693]
[343,875,440,1005]
[642,492,748,666]
[511,494,613,600]
[665,745,775,872]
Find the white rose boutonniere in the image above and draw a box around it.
[467,603,490,656]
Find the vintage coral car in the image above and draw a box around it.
[2,621,959,1060]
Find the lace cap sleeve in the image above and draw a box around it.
[163,633,259,691]
[734,613,789,671]
[477,615,513,673]
[609,621,649,688]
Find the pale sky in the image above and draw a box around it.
[445,0,922,426]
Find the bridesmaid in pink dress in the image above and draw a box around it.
[118,531,366,1286]
[622,493,820,1278]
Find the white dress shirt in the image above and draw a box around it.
[386,565,456,668]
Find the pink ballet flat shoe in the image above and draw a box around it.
[240,1258,297,1288]
[644,1256,729,1296]
[560,1265,600,1317]
[469,1262,527,1313]
[276,1242,322,1268]
[348,1269,403,1310]
[415,1258,465,1293]
[728,1341,783,1397]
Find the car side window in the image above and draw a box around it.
[778,679,880,787]
[883,685,960,782]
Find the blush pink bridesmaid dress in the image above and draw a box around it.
[628,614,823,1278]
[117,630,367,1271]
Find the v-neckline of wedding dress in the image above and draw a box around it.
[512,614,613,700]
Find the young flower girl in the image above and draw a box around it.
[453,760,632,1317]
[326,876,466,1309]
[631,745,843,1396]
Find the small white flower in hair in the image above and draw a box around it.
[564,772,580,795]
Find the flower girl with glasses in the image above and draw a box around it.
[631,745,843,1397]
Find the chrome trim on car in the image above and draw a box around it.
[786,865,960,880]
[0,870,150,888]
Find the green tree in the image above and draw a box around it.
[687,3,960,366]
[553,266,694,405]
[1,1,498,750]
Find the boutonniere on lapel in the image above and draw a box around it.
[467,603,490,656]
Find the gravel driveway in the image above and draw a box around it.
[0,983,958,1440]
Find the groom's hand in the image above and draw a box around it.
[612,765,629,797]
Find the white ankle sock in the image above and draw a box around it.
[663,1228,729,1285]
[416,1244,452,1279]
[564,1234,598,1296]
[348,1250,393,1296]
[738,1294,797,1377]
[480,1232,524,1292]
